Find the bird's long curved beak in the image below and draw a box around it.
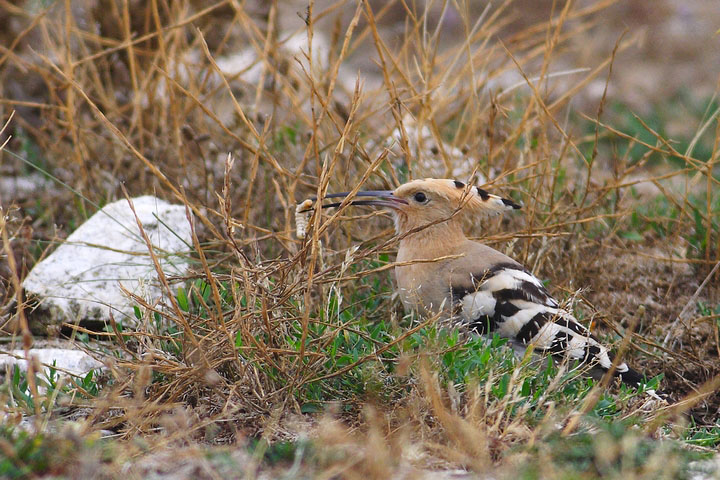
[299,190,407,212]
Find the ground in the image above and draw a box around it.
[0,0,719,478]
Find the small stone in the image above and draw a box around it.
[0,348,103,377]
[22,196,192,329]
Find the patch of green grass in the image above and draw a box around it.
[512,418,710,480]
[278,256,400,408]
[271,122,302,153]
[697,301,720,319]
[1,363,100,414]
[247,437,313,467]
[13,127,45,176]
[0,426,64,479]
[618,188,719,258]
[683,422,720,449]
[585,93,719,167]
[0,424,110,479]
[406,326,660,424]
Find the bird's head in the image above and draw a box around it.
[391,179,520,233]
[302,178,520,237]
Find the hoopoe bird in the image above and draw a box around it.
[298,178,650,387]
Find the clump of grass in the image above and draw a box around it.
[0,423,113,479]
[0,0,718,477]
[507,418,709,480]
[1,363,100,417]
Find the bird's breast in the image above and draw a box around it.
[395,261,452,316]
[394,235,468,316]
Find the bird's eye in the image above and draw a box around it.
[413,192,428,203]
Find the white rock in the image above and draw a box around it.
[0,174,53,201]
[216,30,331,84]
[23,196,192,327]
[0,348,103,378]
[689,455,720,480]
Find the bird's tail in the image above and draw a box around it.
[605,362,668,400]
[616,365,645,386]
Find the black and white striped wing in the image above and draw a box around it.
[451,262,643,386]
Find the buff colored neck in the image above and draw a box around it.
[395,214,467,261]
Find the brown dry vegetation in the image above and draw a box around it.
[0,0,718,477]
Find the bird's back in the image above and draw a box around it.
[396,238,647,387]
[395,238,521,315]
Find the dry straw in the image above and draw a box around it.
[0,0,717,474]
